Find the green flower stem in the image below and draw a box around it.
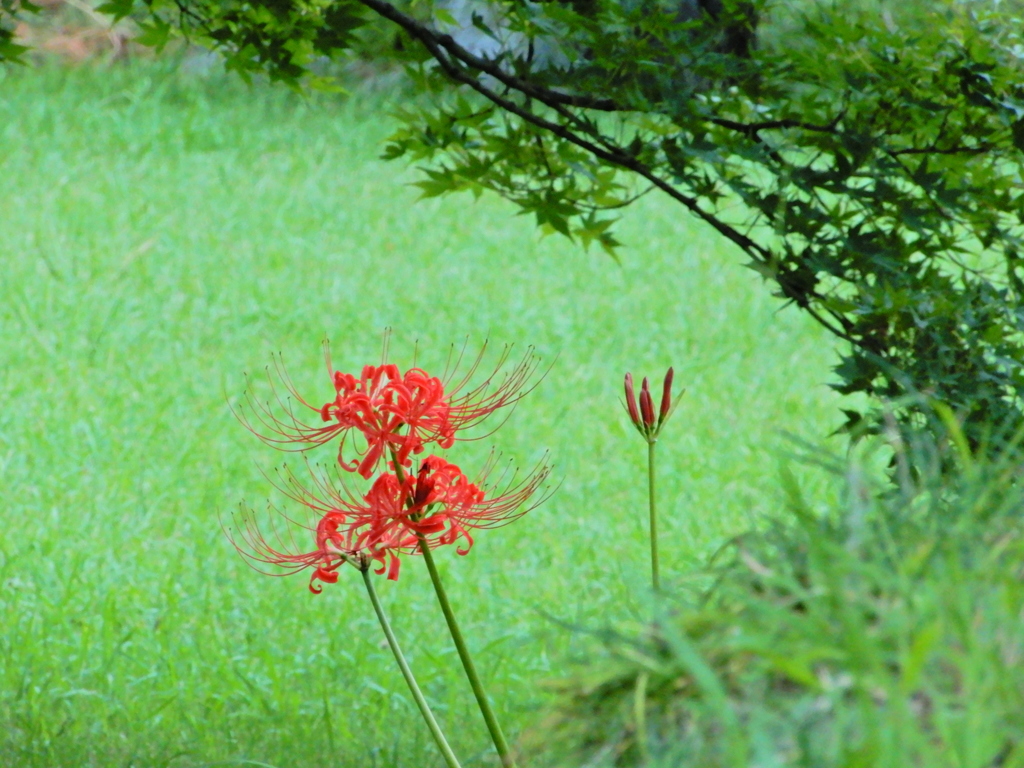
[417,536,518,768]
[361,566,463,768]
[648,439,660,592]
[388,448,516,767]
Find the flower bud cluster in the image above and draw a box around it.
[623,367,678,442]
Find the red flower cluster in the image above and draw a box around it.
[230,340,550,591]
[238,342,542,478]
[232,453,548,591]
[319,363,454,478]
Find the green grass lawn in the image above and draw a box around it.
[1,62,850,767]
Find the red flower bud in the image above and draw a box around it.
[624,373,641,428]
[639,378,655,430]
[659,367,674,425]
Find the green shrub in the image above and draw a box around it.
[533,433,1024,767]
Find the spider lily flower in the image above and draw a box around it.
[228,453,551,590]
[322,364,454,477]
[226,498,371,594]
[234,340,545,478]
[624,367,678,441]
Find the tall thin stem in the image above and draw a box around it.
[361,567,463,768]
[417,538,518,768]
[389,448,517,767]
[648,439,660,592]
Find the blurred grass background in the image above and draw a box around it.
[1,63,851,766]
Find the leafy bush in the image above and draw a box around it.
[533,431,1024,767]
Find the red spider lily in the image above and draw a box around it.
[227,453,551,590]
[226,500,368,593]
[624,368,678,441]
[227,469,421,591]
[321,364,454,477]
[234,339,545,478]
[370,453,551,576]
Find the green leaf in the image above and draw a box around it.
[95,0,134,20]
[900,621,941,692]
[134,18,172,50]
[434,8,457,27]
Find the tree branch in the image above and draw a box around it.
[354,0,867,347]
[356,0,782,256]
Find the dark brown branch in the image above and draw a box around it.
[360,0,619,111]
[890,144,993,156]
[357,0,773,256]
[709,115,842,136]
[363,0,857,140]
[354,0,863,344]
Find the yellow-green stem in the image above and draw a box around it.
[361,567,463,768]
[648,439,660,592]
[417,537,518,768]
[389,449,518,768]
